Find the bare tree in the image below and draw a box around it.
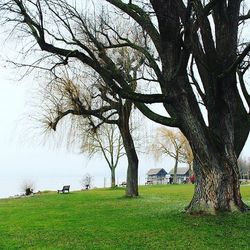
[82,123,125,188]
[151,128,193,183]
[1,0,250,213]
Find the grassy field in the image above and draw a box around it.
[0,184,249,250]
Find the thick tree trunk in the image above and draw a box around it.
[181,120,250,213]
[110,167,116,188]
[186,157,249,214]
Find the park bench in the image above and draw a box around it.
[57,185,70,194]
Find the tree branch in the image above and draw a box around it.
[239,10,250,21]
[192,0,217,66]
[50,109,79,131]
[135,102,178,127]
[219,43,250,78]
[105,0,161,54]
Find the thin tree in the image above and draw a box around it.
[82,123,125,188]
[2,0,250,213]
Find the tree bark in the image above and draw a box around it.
[186,157,249,214]
[181,102,249,213]
[119,126,139,197]
[125,147,139,197]
[119,104,139,197]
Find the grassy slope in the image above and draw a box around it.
[0,184,249,250]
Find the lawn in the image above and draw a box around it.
[0,184,249,250]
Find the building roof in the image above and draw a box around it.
[169,167,189,175]
[147,168,167,176]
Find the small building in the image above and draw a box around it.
[146,168,168,184]
[169,167,190,183]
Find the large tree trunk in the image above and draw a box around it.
[181,117,250,213]
[186,157,249,214]
[181,101,249,213]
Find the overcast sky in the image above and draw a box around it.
[0,1,250,198]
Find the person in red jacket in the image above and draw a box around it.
[189,175,195,184]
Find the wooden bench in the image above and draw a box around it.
[57,185,70,194]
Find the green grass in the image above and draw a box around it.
[0,184,249,250]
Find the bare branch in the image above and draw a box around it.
[105,0,161,53]
[219,43,250,78]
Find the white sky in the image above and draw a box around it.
[0,1,250,198]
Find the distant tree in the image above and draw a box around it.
[80,173,94,190]
[181,138,194,174]
[151,127,193,183]
[82,124,125,188]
